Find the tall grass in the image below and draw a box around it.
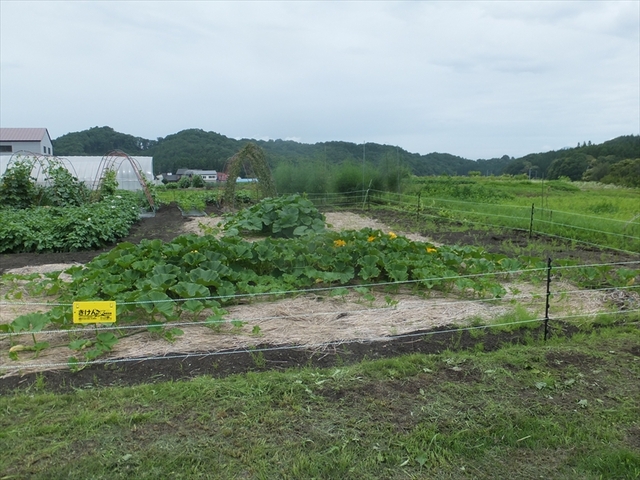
[273,160,329,194]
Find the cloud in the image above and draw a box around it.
[1,1,637,159]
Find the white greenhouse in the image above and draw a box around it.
[0,152,154,191]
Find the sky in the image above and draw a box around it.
[1,1,638,160]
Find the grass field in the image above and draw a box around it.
[1,323,638,479]
[405,176,640,220]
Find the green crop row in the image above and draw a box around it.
[0,193,141,253]
[155,187,256,213]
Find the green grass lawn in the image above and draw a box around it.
[2,324,638,479]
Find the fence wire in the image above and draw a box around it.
[2,309,638,373]
[2,283,637,340]
[4,260,638,311]
[307,189,639,253]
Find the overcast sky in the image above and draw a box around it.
[1,1,638,159]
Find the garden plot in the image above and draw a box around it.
[0,205,634,378]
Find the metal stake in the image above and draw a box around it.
[544,257,552,341]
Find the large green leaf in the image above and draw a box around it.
[182,251,208,267]
[182,299,205,314]
[96,332,118,349]
[188,268,221,287]
[11,313,50,333]
[137,290,175,318]
[359,265,381,281]
[170,281,210,299]
[153,264,182,276]
[146,274,178,290]
[131,259,156,273]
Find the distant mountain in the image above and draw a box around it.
[53,127,638,182]
[52,127,513,177]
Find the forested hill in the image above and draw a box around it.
[52,127,638,184]
[52,126,512,177]
[502,135,639,182]
[52,126,157,156]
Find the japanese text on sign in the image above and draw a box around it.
[73,301,117,324]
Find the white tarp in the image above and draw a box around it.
[0,154,154,191]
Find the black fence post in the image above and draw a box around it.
[416,192,421,221]
[544,257,552,341]
[529,203,535,239]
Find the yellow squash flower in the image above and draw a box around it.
[334,239,346,247]
[388,232,397,239]
[426,247,437,253]
[367,235,376,242]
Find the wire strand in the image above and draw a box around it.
[3,311,638,372]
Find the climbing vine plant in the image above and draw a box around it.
[223,143,277,207]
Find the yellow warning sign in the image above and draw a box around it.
[73,301,117,324]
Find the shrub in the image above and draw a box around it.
[177,176,192,189]
[191,175,205,188]
[0,159,37,209]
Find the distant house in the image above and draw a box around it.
[184,169,218,182]
[161,168,220,183]
[158,173,181,183]
[0,128,53,156]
